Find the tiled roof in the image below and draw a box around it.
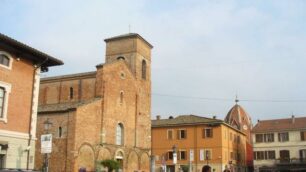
[104,33,153,48]
[38,98,101,113]
[41,71,96,82]
[152,115,223,127]
[0,33,63,67]
[252,116,306,133]
[225,104,252,129]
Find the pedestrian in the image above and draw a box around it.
[202,165,211,172]
[223,165,230,172]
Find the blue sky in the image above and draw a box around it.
[1,0,306,123]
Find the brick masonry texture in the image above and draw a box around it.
[35,34,152,172]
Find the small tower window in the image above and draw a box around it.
[141,60,146,80]
[58,126,62,138]
[120,91,124,104]
[69,87,73,99]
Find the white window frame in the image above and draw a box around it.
[0,81,11,123]
[0,51,13,70]
[178,129,187,139]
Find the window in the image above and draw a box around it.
[69,87,73,99]
[230,152,234,160]
[120,91,124,104]
[179,151,187,160]
[167,151,173,160]
[264,133,274,142]
[300,149,306,160]
[205,150,212,160]
[58,127,62,138]
[0,82,11,122]
[167,130,173,139]
[230,132,232,141]
[256,134,263,143]
[279,150,290,162]
[254,151,276,160]
[0,54,10,67]
[278,132,289,142]
[301,131,306,141]
[0,87,5,118]
[141,60,146,80]
[116,123,124,145]
[178,129,187,139]
[256,133,274,143]
[203,128,213,138]
[234,134,237,143]
[237,135,240,144]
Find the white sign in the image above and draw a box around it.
[190,149,194,162]
[173,153,177,164]
[41,134,52,153]
[200,149,205,161]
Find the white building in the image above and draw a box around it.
[252,116,306,172]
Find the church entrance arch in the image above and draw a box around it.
[115,150,124,171]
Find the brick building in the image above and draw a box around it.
[0,33,62,169]
[35,33,152,172]
[225,101,254,171]
[152,115,247,172]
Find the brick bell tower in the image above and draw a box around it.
[103,33,153,149]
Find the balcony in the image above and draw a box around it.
[275,158,306,165]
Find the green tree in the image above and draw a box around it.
[100,159,120,172]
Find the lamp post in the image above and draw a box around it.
[172,145,177,172]
[43,118,52,172]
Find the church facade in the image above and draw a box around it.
[34,33,152,172]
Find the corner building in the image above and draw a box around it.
[0,33,62,170]
[35,33,152,172]
[152,115,247,172]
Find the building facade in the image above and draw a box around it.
[224,102,254,171]
[35,33,152,172]
[152,115,247,172]
[252,116,306,172]
[0,33,62,170]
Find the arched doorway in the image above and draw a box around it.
[115,150,124,172]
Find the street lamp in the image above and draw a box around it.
[172,145,177,171]
[44,118,52,134]
[43,118,52,172]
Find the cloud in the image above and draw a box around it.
[1,0,306,122]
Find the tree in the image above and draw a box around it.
[100,159,120,172]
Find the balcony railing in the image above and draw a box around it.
[275,158,306,165]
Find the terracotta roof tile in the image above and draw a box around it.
[252,116,306,133]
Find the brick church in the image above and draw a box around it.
[35,33,152,172]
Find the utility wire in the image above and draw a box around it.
[152,93,306,103]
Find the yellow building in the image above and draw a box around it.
[152,115,247,172]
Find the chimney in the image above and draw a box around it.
[156,115,161,120]
[213,115,216,119]
[292,115,295,124]
[169,116,174,119]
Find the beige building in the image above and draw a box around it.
[252,116,306,172]
[152,115,247,172]
[35,33,152,172]
[0,33,62,170]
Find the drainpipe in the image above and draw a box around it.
[26,57,49,170]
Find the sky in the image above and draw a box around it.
[1,0,306,123]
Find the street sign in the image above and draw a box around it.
[190,149,194,162]
[41,134,52,153]
[173,152,177,164]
